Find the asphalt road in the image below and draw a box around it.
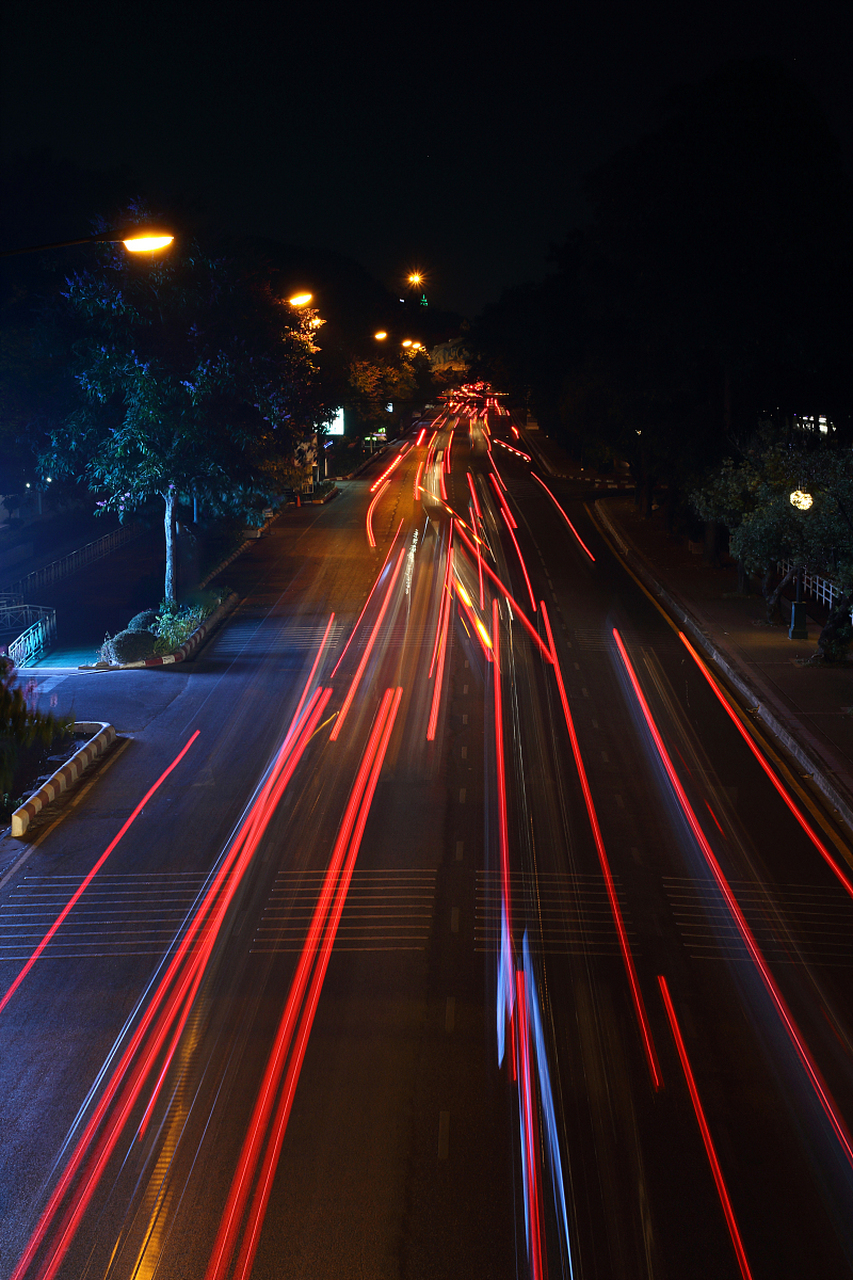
[0,411,851,1280]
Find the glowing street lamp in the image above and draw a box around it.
[122,233,174,253]
[789,489,813,510]
[1,227,175,257]
[288,292,313,308]
[374,330,388,341]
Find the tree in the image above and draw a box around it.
[39,214,327,602]
[693,445,853,656]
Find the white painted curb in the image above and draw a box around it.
[11,722,116,837]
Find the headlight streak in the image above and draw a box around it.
[0,731,201,1020]
[12,689,332,1280]
[206,688,403,1280]
[613,627,853,1170]
[678,631,853,900]
[365,478,391,548]
[531,474,596,563]
[332,520,404,680]
[539,602,663,1090]
[330,547,406,742]
[658,975,754,1280]
[454,523,553,664]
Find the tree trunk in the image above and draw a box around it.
[737,558,749,595]
[763,564,796,624]
[817,591,853,662]
[163,486,177,604]
[703,519,721,568]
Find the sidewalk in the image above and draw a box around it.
[596,495,853,838]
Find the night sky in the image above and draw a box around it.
[2,2,851,318]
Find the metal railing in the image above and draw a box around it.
[778,561,853,619]
[2,522,144,599]
[1,603,57,667]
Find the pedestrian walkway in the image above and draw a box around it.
[518,417,853,839]
[596,496,853,837]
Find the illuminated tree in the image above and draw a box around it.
[40,215,326,602]
[693,446,853,655]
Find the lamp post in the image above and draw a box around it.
[788,488,813,640]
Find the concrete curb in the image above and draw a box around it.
[593,500,853,838]
[79,592,239,672]
[12,721,116,837]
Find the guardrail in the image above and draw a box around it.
[1,603,57,667]
[2,522,144,599]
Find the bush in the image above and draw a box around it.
[103,629,157,664]
[127,609,159,633]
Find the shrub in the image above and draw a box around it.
[105,629,157,664]
[127,609,159,633]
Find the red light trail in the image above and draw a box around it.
[12,686,332,1280]
[531,473,596,562]
[330,547,405,742]
[332,521,403,679]
[678,630,853,900]
[365,478,391,547]
[0,730,201,1019]
[614,627,853,1167]
[454,524,552,664]
[207,688,403,1280]
[658,975,754,1279]
[541,603,662,1089]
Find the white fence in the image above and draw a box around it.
[2,523,143,599]
[778,561,853,619]
[1,602,57,667]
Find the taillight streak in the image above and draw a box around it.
[658,975,754,1279]
[541,603,662,1090]
[466,473,485,607]
[365,478,391,548]
[427,544,454,741]
[369,452,404,492]
[614,627,853,1166]
[678,631,853,900]
[207,689,403,1280]
[492,599,513,930]
[490,479,536,612]
[0,731,201,1019]
[454,524,552,664]
[488,471,517,528]
[413,459,425,503]
[515,970,544,1280]
[330,547,405,742]
[331,521,403,680]
[531,474,596,562]
[12,690,331,1280]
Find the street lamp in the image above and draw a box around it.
[788,488,813,639]
[288,292,313,308]
[1,228,174,257]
